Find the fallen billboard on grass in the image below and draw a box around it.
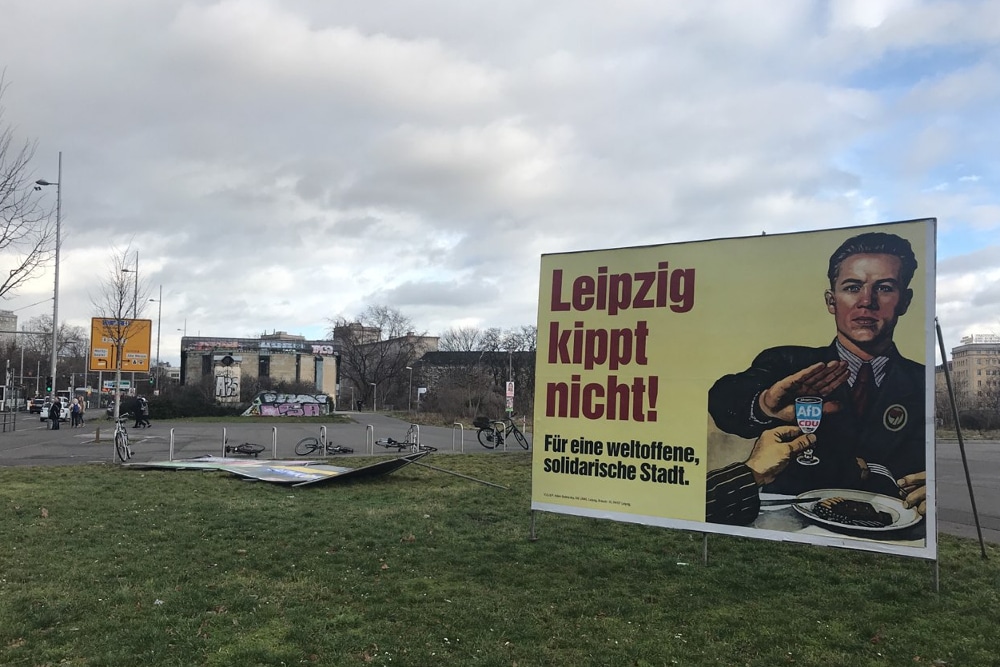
[531,219,936,559]
[125,452,427,486]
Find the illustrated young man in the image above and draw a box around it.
[707,231,927,518]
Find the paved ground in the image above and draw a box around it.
[0,412,518,466]
[1,413,996,545]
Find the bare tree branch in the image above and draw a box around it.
[0,77,56,299]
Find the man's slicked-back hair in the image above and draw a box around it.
[827,231,918,288]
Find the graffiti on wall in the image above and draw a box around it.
[241,392,330,417]
[215,367,241,403]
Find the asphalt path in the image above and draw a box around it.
[1,413,997,545]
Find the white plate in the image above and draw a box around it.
[791,488,923,532]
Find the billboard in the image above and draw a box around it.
[532,219,936,559]
[89,318,153,372]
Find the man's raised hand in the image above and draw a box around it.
[757,360,849,422]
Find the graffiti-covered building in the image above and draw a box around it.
[179,331,340,405]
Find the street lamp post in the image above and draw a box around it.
[406,366,413,412]
[35,152,61,398]
[149,285,162,391]
[121,252,139,394]
[121,251,139,318]
[370,382,377,412]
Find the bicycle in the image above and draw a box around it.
[224,442,266,458]
[374,424,437,454]
[294,436,354,456]
[474,415,530,450]
[114,414,133,463]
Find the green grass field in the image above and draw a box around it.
[1,453,998,666]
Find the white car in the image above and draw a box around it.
[40,402,71,422]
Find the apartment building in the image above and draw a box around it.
[949,333,1000,400]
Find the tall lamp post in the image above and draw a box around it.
[121,251,139,317]
[121,252,139,394]
[35,152,61,398]
[149,285,162,391]
[405,366,413,412]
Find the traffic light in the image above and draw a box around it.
[149,377,155,385]
[45,376,53,392]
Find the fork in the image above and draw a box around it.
[866,462,905,497]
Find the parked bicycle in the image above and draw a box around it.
[295,436,354,457]
[474,415,530,450]
[114,414,133,463]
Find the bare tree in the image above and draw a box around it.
[328,305,426,409]
[90,245,151,418]
[0,79,56,299]
[438,326,485,352]
[21,314,86,360]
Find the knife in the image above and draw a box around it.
[759,496,823,506]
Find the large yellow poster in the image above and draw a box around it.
[532,220,936,559]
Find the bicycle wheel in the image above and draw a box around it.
[295,437,320,456]
[114,431,130,462]
[511,428,529,450]
[477,428,496,449]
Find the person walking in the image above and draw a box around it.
[135,396,150,428]
[48,398,62,430]
[70,398,81,427]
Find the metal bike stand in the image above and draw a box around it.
[409,423,420,452]
[169,428,175,461]
[271,427,278,460]
[221,427,228,457]
[366,424,375,454]
[452,423,464,452]
[493,421,506,451]
[320,425,327,448]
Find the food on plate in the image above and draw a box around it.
[812,497,893,528]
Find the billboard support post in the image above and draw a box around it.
[935,317,988,560]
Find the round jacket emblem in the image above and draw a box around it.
[883,404,907,432]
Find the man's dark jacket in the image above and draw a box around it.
[707,341,926,496]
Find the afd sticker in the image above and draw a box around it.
[883,404,908,432]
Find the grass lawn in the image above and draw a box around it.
[1,453,998,666]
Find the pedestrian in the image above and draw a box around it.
[78,399,85,425]
[70,398,81,427]
[133,397,144,428]
[48,397,62,430]
[135,396,151,428]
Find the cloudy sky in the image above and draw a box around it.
[1,0,999,366]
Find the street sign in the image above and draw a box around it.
[89,318,152,372]
[103,380,132,390]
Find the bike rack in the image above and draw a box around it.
[169,428,176,461]
[452,423,464,452]
[366,424,375,454]
[319,425,327,448]
[493,421,507,451]
[408,423,420,451]
[271,426,278,459]
[221,427,228,457]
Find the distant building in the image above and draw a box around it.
[0,310,17,347]
[179,331,340,405]
[950,334,1000,400]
